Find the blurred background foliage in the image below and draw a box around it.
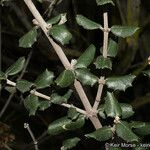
[0,0,150,149]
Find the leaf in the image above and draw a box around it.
[55,70,75,88]
[65,115,85,130]
[107,38,118,57]
[116,121,139,142]
[94,56,112,70]
[85,126,113,141]
[51,90,73,104]
[143,70,150,78]
[96,0,115,6]
[76,15,102,30]
[19,27,38,48]
[24,94,40,116]
[111,25,139,38]
[67,107,80,120]
[16,80,33,93]
[105,74,136,91]
[130,122,150,136]
[47,14,61,25]
[34,69,54,89]
[49,24,72,45]
[39,101,51,111]
[5,57,25,76]
[5,86,16,93]
[98,104,106,119]
[63,89,73,100]
[120,103,134,119]
[75,44,96,69]
[129,121,145,129]
[61,137,80,150]
[47,115,85,135]
[104,92,122,118]
[75,68,98,86]
[0,71,6,81]
[58,13,67,25]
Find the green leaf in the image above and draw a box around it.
[47,14,62,25]
[129,121,145,129]
[111,25,139,38]
[105,74,136,91]
[65,115,85,130]
[107,38,118,57]
[75,68,98,86]
[34,69,54,89]
[67,107,80,120]
[19,27,38,48]
[85,126,113,141]
[51,90,73,104]
[94,56,112,70]
[47,115,85,135]
[5,86,16,94]
[16,80,33,93]
[39,101,51,111]
[143,70,150,78]
[120,103,134,119]
[0,71,6,81]
[61,137,80,150]
[24,94,40,116]
[75,45,96,69]
[5,57,25,76]
[96,0,115,6]
[49,24,72,45]
[104,92,122,118]
[55,70,75,88]
[98,104,106,119]
[63,89,73,100]
[129,122,150,136]
[116,121,139,142]
[76,15,102,30]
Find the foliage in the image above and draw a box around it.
[1,0,150,149]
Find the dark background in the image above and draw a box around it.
[0,0,150,149]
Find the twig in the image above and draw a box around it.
[24,123,39,150]
[0,90,16,118]
[6,79,87,115]
[18,50,33,80]
[24,0,102,129]
[0,50,33,118]
[3,144,13,150]
[43,0,58,18]
[93,12,109,111]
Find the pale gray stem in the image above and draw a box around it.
[6,79,87,115]
[24,123,39,150]
[93,77,105,110]
[93,12,109,111]
[24,0,102,129]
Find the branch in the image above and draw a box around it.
[0,50,33,118]
[6,79,87,115]
[3,144,13,150]
[24,0,102,129]
[93,12,109,111]
[24,123,39,150]
[43,0,58,18]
